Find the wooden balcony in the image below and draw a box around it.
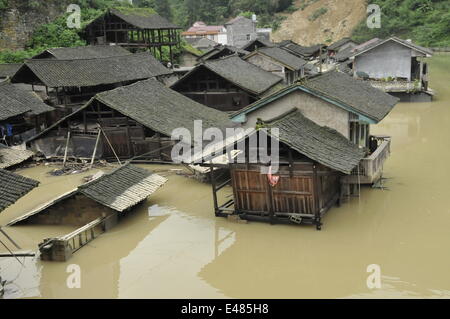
[368,80,421,93]
[343,136,391,184]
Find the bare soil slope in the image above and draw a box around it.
[272,0,367,45]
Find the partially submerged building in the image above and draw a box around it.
[197,109,365,229]
[349,37,434,101]
[27,78,234,161]
[8,164,167,261]
[0,82,54,144]
[0,144,34,169]
[11,52,172,111]
[82,7,182,64]
[171,56,284,111]
[244,47,309,84]
[231,71,399,185]
[9,164,167,227]
[0,168,39,212]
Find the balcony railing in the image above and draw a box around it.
[344,136,391,184]
[368,80,421,93]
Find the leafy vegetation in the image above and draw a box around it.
[352,0,450,47]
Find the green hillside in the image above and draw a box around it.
[352,0,450,47]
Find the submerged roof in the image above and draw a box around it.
[245,47,308,70]
[173,55,283,96]
[232,71,399,123]
[266,109,365,174]
[0,82,54,116]
[78,164,167,212]
[86,7,180,30]
[0,144,34,169]
[0,63,21,78]
[0,169,39,212]
[28,78,235,142]
[12,52,171,88]
[32,45,131,60]
[8,164,166,223]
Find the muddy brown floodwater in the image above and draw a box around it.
[1,55,450,299]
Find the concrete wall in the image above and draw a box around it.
[25,194,116,226]
[226,18,257,48]
[355,41,412,80]
[241,89,350,138]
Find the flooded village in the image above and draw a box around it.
[0,3,450,299]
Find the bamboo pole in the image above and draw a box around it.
[62,130,71,167]
[89,130,102,169]
[100,127,122,165]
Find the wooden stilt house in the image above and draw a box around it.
[11,52,172,114]
[82,7,182,64]
[196,109,365,230]
[26,78,234,161]
[171,55,284,111]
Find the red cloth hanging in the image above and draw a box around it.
[267,166,280,187]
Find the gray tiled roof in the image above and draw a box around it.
[327,38,354,51]
[33,45,131,60]
[198,45,249,61]
[0,144,34,169]
[0,168,39,212]
[279,41,325,58]
[0,82,54,116]
[29,78,236,143]
[95,78,235,137]
[12,52,171,88]
[108,8,180,29]
[78,164,167,212]
[302,71,399,122]
[266,109,365,174]
[0,92,31,121]
[249,47,308,70]
[352,37,433,58]
[241,38,275,51]
[0,63,21,78]
[182,55,283,95]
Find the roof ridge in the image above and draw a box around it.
[27,51,146,63]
